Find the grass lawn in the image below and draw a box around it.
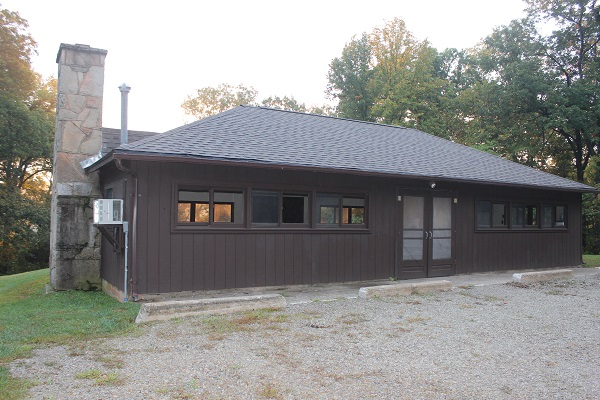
[0,269,140,400]
[582,254,600,267]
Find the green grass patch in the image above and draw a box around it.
[582,254,600,267]
[0,269,140,400]
[75,369,123,386]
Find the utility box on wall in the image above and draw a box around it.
[93,199,124,225]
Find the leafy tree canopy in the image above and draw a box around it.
[0,6,54,274]
[182,84,335,119]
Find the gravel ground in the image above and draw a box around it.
[10,273,600,399]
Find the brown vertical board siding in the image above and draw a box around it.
[327,234,337,282]
[360,235,369,280]
[133,161,148,294]
[182,235,194,291]
[318,235,328,283]
[311,235,321,283]
[284,234,294,285]
[255,234,266,286]
[158,163,172,293]
[235,234,246,287]
[335,235,345,282]
[367,234,376,280]
[245,234,256,287]
[302,234,312,284]
[170,234,183,292]
[293,234,303,284]
[214,234,226,288]
[275,235,285,285]
[144,162,161,294]
[225,234,237,288]
[98,161,586,295]
[192,235,205,289]
[204,235,216,290]
[264,235,276,286]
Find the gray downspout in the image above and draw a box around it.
[115,83,138,301]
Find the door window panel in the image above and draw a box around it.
[403,196,425,261]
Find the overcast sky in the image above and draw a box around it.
[5,0,527,132]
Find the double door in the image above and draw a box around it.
[397,191,455,279]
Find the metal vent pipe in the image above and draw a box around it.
[119,83,131,145]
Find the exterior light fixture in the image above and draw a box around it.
[430,181,436,189]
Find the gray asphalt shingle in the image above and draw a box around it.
[114,105,594,192]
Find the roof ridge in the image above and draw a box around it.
[243,105,409,130]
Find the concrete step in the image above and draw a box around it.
[135,293,286,324]
[358,280,453,299]
[512,269,574,284]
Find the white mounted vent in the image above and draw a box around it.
[93,199,124,225]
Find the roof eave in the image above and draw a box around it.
[92,150,598,194]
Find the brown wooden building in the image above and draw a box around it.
[88,106,595,299]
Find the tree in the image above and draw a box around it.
[461,0,600,181]
[0,93,53,190]
[0,7,54,274]
[261,95,308,112]
[181,83,258,120]
[0,8,37,98]
[326,33,374,121]
[183,84,336,119]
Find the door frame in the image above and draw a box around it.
[395,187,457,279]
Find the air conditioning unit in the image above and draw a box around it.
[93,199,124,225]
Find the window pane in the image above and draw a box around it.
[342,197,365,224]
[214,191,244,223]
[214,203,232,222]
[317,194,340,224]
[178,203,191,222]
[492,203,506,227]
[433,197,451,229]
[403,239,423,261]
[477,201,492,228]
[282,194,308,224]
[404,196,424,230]
[252,191,278,224]
[542,205,553,228]
[511,204,524,227]
[194,203,209,223]
[555,206,565,227]
[525,205,538,226]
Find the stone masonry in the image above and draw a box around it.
[50,44,107,290]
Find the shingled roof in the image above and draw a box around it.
[106,105,594,192]
[102,127,159,154]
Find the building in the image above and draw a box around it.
[50,44,596,300]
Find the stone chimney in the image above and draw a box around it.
[50,44,107,290]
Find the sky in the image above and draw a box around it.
[5,0,527,133]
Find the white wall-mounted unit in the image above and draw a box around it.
[93,199,124,225]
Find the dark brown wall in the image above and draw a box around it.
[99,160,583,295]
[99,164,128,291]
[454,185,582,274]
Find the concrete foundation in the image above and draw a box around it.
[50,44,107,291]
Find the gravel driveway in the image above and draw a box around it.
[10,272,600,399]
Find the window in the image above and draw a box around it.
[343,197,365,224]
[511,203,538,228]
[178,190,243,225]
[317,193,366,227]
[177,187,367,230]
[317,194,340,224]
[542,205,566,228]
[477,201,506,228]
[477,200,566,230]
[251,190,309,226]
